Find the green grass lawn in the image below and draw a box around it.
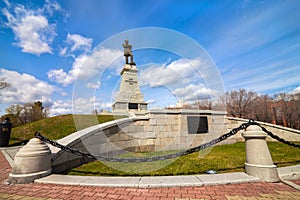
[8,114,300,176]
[9,114,125,146]
[66,142,300,176]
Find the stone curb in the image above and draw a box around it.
[34,172,260,188]
[0,146,23,167]
[2,146,299,188]
[34,165,300,188]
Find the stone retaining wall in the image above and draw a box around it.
[50,110,226,172]
[226,117,300,142]
[109,110,227,152]
[50,112,299,173]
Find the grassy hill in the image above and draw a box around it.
[8,114,300,176]
[9,114,124,146]
[67,142,300,176]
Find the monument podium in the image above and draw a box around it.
[112,40,147,115]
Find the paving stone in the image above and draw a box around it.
[139,175,203,188]
[1,151,300,200]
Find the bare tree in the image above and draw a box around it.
[24,101,47,122]
[251,94,273,123]
[181,99,212,110]
[5,101,48,125]
[0,79,10,90]
[226,89,257,118]
[224,88,300,129]
[274,93,300,129]
[92,109,98,115]
[292,94,300,129]
[5,104,26,125]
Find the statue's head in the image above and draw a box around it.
[125,39,128,44]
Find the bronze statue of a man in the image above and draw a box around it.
[122,40,135,65]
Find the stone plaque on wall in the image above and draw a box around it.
[128,103,138,109]
[187,116,208,134]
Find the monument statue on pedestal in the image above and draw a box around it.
[112,40,147,115]
[122,40,136,66]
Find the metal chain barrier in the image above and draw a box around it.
[35,119,299,163]
[250,121,300,148]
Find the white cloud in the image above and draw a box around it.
[50,97,112,116]
[2,2,59,55]
[47,68,75,86]
[59,33,93,57]
[291,86,300,94]
[209,1,300,95]
[3,0,10,7]
[41,0,61,15]
[139,58,203,87]
[0,69,55,104]
[48,47,123,86]
[76,48,123,79]
[173,83,212,102]
[73,97,111,114]
[68,33,93,52]
[210,2,297,61]
[61,92,68,97]
[138,57,220,107]
[59,47,68,56]
[146,99,156,104]
[49,100,72,116]
[87,81,101,89]
[224,63,300,94]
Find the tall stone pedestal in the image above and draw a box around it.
[113,64,147,115]
[8,138,52,184]
[242,125,280,182]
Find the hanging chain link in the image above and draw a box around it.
[35,119,299,163]
[249,121,300,148]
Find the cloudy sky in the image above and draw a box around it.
[0,0,300,116]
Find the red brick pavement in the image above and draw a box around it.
[291,180,300,185]
[1,152,299,200]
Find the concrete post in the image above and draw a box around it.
[8,138,52,184]
[242,125,280,182]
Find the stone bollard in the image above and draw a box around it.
[242,125,280,182]
[8,138,52,184]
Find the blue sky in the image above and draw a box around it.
[0,0,300,116]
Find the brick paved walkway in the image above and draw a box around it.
[1,152,299,200]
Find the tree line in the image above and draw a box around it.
[225,89,300,129]
[0,79,48,127]
[1,101,48,127]
[1,79,299,129]
[170,89,300,130]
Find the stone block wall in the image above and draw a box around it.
[50,110,228,172]
[107,110,227,152]
[226,117,300,142]
[50,111,300,173]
